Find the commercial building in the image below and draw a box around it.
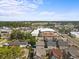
[31,28,58,40]
[31,28,55,36]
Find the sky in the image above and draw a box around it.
[0,0,79,21]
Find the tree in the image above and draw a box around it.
[10,30,37,46]
[24,33,36,46]
[0,46,21,59]
[10,30,24,41]
[59,23,74,34]
[0,34,1,39]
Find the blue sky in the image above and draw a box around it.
[0,0,79,21]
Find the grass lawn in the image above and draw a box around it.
[0,39,3,42]
[21,48,29,59]
[0,39,7,44]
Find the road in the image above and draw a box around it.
[62,34,79,47]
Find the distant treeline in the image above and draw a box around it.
[0,21,79,27]
[0,22,32,27]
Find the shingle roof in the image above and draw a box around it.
[47,40,56,46]
[51,56,56,59]
[67,47,79,58]
[8,40,28,46]
[51,48,62,58]
[58,40,68,46]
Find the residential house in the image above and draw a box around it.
[65,47,79,59]
[46,40,56,49]
[35,38,46,58]
[50,48,62,59]
[14,27,32,33]
[70,32,79,38]
[58,40,68,49]
[50,56,57,59]
[4,40,29,47]
[20,27,32,32]
[0,27,12,39]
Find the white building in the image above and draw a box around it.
[31,28,55,36]
[70,32,79,38]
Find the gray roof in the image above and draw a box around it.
[51,56,56,59]
[33,55,41,59]
[67,47,79,58]
[47,40,56,46]
[58,40,68,46]
[8,40,28,46]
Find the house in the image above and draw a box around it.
[20,27,32,32]
[14,27,32,33]
[4,40,29,47]
[35,36,46,58]
[0,27,12,39]
[46,40,56,49]
[50,48,62,59]
[65,46,79,59]
[70,32,79,38]
[35,47,46,59]
[58,40,68,49]
[33,55,41,59]
[50,56,56,59]
[54,23,62,28]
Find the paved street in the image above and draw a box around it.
[62,34,79,47]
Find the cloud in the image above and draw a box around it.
[0,10,79,21]
[33,0,43,4]
[0,0,79,21]
[49,12,79,21]
[34,11,79,21]
[39,11,55,16]
[0,0,43,16]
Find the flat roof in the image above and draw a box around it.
[31,28,55,36]
[70,32,79,36]
[42,32,58,37]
